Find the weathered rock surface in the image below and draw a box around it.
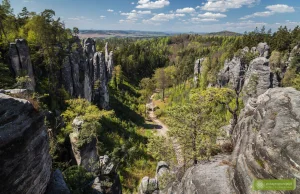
[193,58,204,87]
[139,177,158,194]
[0,93,51,194]
[45,169,70,194]
[218,57,243,90]
[9,39,36,91]
[257,42,270,58]
[93,52,109,109]
[61,56,74,96]
[242,57,279,104]
[231,87,300,193]
[70,117,98,172]
[92,155,122,194]
[161,155,235,194]
[139,161,170,194]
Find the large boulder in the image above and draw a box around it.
[161,155,234,194]
[45,169,70,194]
[9,39,36,91]
[257,42,270,58]
[0,93,52,194]
[242,57,279,104]
[231,87,300,193]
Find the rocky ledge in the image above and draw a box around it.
[0,93,52,194]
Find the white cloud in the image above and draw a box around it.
[176,7,195,13]
[191,18,218,22]
[107,9,114,12]
[100,15,106,19]
[120,10,152,21]
[136,0,170,9]
[144,13,185,22]
[266,4,295,13]
[240,11,272,19]
[240,4,295,20]
[198,12,227,19]
[201,0,260,12]
[131,2,135,4]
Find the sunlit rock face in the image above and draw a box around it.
[0,93,51,194]
[9,39,36,91]
[232,87,300,193]
[257,42,270,58]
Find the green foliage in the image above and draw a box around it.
[147,136,177,165]
[166,88,234,164]
[63,166,94,194]
[60,98,103,147]
[0,62,14,88]
[282,55,300,90]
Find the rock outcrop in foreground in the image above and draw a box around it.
[0,94,52,194]
[232,87,300,193]
[162,88,300,194]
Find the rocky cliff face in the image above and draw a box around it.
[8,37,113,110]
[242,57,279,104]
[0,93,52,194]
[232,87,300,193]
[9,39,36,91]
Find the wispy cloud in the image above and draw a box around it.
[136,0,170,9]
[145,13,185,22]
[107,9,114,12]
[120,10,152,21]
[200,0,260,12]
[240,4,295,19]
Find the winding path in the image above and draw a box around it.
[147,94,184,166]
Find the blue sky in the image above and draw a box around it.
[10,0,300,33]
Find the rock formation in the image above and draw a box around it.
[161,155,234,194]
[69,117,99,172]
[45,169,71,194]
[242,57,279,104]
[0,93,52,194]
[139,162,170,194]
[61,56,74,96]
[218,57,243,90]
[92,155,122,194]
[257,42,270,58]
[231,87,300,193]
[93,52,110,109]
[193,58,204,87]
[9,39,36,91]
[8,37,113,110]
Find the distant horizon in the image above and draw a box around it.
[10,0,300,33]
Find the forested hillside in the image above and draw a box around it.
[1,0,300,193]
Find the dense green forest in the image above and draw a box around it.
[1,0,300,193]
